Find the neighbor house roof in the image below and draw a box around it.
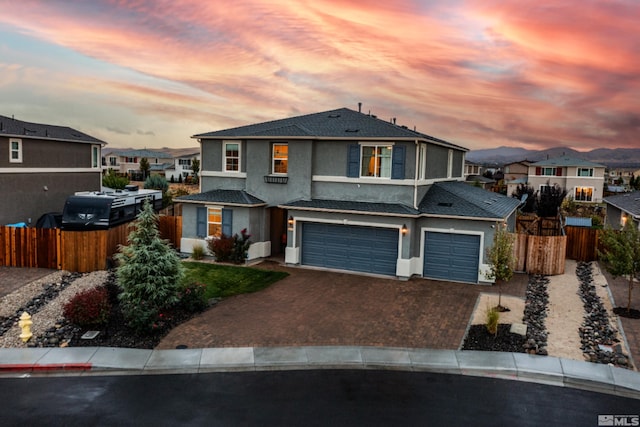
[604,191,640,219]
[531,156,604,168]
[193,108,467,151]
[177,190,266,206]
[419,181,520,219]
[0,114,105,145]
[112,149,172,159]
[280,199,420,217]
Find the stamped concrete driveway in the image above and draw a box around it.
[158,261,528,350]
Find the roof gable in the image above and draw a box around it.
[194,108,467,151]
[0,114,104,144]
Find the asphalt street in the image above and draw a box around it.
[0,370,637,426]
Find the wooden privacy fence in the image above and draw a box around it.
[565,226,600,262]
[0,216,182,273]
[512,233,567,275]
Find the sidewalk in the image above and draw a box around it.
[0,346,639,399]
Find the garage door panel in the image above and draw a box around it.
[424,231,479,283]
[302,223,398,276]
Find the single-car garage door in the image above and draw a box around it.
[423,232,480,283]
[301,223,399,276]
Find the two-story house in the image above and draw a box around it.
[178,107,520,283]
[165,152,200,182]
[0,114,105,225]
[102,149,173,178]
[527,156,606,203]
[503,160,532,196]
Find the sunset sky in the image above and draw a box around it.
[0,0,638,152]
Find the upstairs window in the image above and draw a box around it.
[178,158,192,167]
[91,145,100,168]
[577,168,593,177]
[272,143,288,174]
[224,142,240,172]
[125,157,135,163]
[109,156,117,166]
[9,139,22,163]
[361,145,392,178]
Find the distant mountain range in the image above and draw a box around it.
[466,147,640,168]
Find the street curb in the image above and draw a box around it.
[0,346,639,399]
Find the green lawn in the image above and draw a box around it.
[182,262,289,300]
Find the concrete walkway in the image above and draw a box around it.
[0,346,639,400]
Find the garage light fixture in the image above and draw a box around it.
[401,224,408,235]
[288,216,294,227]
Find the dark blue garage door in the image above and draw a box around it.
[301,223,399,276]
[423,232,480,283]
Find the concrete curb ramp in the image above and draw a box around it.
[0,346,638,399]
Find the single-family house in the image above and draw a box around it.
[102,149,173,178]
[178,107,520,283]
[603,191,640,229]
[527,156,605,203]
[0,114,105,225]
[503,160,531,196]
[165,152,200,182]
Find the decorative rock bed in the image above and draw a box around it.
[522,274,549,356]
[576,262,630,368]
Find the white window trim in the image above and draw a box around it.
[418,143,427,180]
[223,141,241,172]
[447,149,453,178]
[577,167,594,177]
[9,138,22,163]
[574,186,594,202]
[91,145,100,169]
[207,206,223,238]
[359,143,394,179]
[272,143,288,175]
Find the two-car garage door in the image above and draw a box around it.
[301,223,399,276]
[423,231,480,283]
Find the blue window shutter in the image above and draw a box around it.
[346,144,360,178]
[222,209,233,237]
[391,145,406,179]
[196,207,207,237]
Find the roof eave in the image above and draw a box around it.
[177,199,268,208]
[0,133,105,145]
[278,204,420,218]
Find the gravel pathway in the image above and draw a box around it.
[0,270,108,348]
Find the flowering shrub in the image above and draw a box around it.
[179,282,208,313]
[230,229,251,264]
[207,235,235,262]
[63,287,111,327]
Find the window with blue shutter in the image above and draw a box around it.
[391,145,405,179]
[346,144,360,178]
[222,209,233,236]
[196,207,207,237]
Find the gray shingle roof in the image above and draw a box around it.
[177,190,266,206]
[604,191,640,218]
[531,156,604,168]
[0,114,104,144]
[194,108,467,151]
[419,181,520,219]
[280,199,420,216]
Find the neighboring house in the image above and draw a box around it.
[527,156,605,203]
[605,167,639,186]
[603,191,640,229]
[102,149,172,177]
[165,152,200,182]
[178,107,520,283]
[464,160,482,177]
[0,114,105,225]
[503,160,531,196]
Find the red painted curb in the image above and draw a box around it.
[0,363,92,372]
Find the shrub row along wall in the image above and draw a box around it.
[0,216,182,273]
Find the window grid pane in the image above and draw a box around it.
[272,144,288,174]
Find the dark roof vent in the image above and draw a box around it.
[438,202,453,207]
[328,113,341,118]
[345,129,360,133]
